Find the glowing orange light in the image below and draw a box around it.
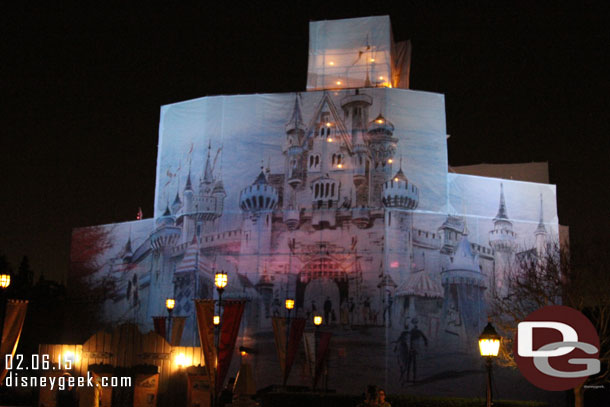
[326,122,331,127]
[313,315,323,326]
[379,76,384,80]
[240,350,247,356]
[370,58,375,62]
[337,164,343,168]
[329,61,335,66]
[376,119,384,124]
[285,298,295,310]
[165,298,175,311]
[214,271,228,290]
[394,178,399,182]
[388,159,393,164]
[336,81,342,85]
[0,274,10,289]
[327,137,333,142]
[213,315,220,326]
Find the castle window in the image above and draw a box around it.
[331,183,335,196]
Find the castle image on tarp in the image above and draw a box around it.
[71,16,559,396]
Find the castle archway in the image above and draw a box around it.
[295,257,349,318]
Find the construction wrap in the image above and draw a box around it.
[69,17,559,397]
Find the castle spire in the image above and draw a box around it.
[494,183,509,222]
[203,140,213,183]
[287,93,304,129]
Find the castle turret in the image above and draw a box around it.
[488,183,517,294]
[441,237,487,352]
[283,94,307,189]
[367,113,397,207]
[534,193,547,256]
[239,170,278,282]
[151,206,181,251]
[439,215,467,255]
[383,162,419,284]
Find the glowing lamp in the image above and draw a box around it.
[376,118,384,124]
[285,298,295,310]
[165,298,175,311]
[313,315,322,326]
[379,76,384,80]
[370,58,375,62]
[479,322,501,357]
[336,81,342,85]
[329,61,334,66]
[0,274,10,289]
[327,137,333,143]
[337,164,343,168]
[214,271,228,291]
[388,159,393,164]
[394,178,399,182]
[240,350,247,356]
[213,315,220,326]
[326,122,331,127]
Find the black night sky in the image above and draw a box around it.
[2,2,609,282]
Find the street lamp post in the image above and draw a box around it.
[283,298,294,386]
[312,315,322,390]
[479,321,501,407]
[214,271,228,349]
[165,298,175,344]
[0,273,11,365]
[213,270,228,407]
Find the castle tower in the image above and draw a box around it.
[439,215,467,255]
[382,161,419,285]
[367,113,397,207]
[181,170,196,243]
[239,169,278,283]
[534,193,548,257]
[150,205,181,318]
[283,94,307,230]
[488,183,517,295]
[440,236,487,352]
[192,142,225,238]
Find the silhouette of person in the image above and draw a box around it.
[324,297,332,325]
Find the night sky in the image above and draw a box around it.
[2,2,608,282]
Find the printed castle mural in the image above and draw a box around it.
[71,16,559,395]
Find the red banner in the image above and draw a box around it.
[152,316,166,340]
[216,300,245,395]
[314,331,332,388]
[284,317,306,384]
[195,300,216,391]
[1,300,28,383]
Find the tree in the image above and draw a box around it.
[65,225,115,342]
[491,241,610,407]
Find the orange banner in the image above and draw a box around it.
[195,299,216,391]
[1,299,28,383]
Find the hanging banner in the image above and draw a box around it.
[195,299,216,391]
[271,317,286,376]
[152,317,166,341]
[0,299,28,383]
[302,332,316,381]
[314,331,332,388]
[284,317,306,383]
[216,300,245,395]
[170,316,186,346]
